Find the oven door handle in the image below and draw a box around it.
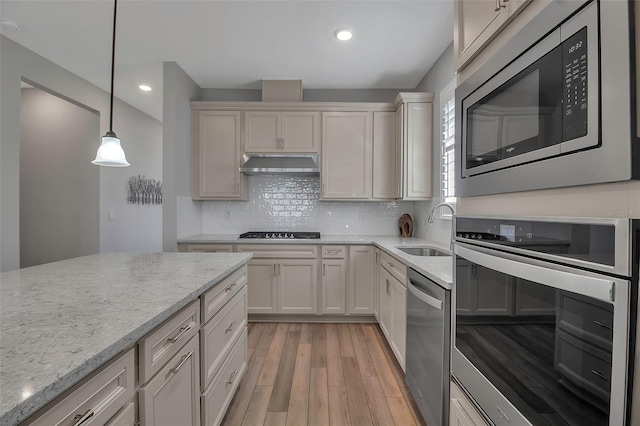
[455,243,615,302]
[408,280,443,310]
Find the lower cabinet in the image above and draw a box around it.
[178,243,234,253]
[379,267,394,339]
[139,335,201,426]
[348,245,375,314]
[373,248,381,320]
[379,263,407,370]
[450,381,489,426]
[321,258,347,313]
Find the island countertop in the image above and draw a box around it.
[0,252,252,426]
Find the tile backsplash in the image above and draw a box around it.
[201,175,414,236]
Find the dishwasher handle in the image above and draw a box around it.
[408,280,443,310]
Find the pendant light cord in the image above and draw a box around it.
[109,0,118,133]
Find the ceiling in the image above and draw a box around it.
[1,1,453,122]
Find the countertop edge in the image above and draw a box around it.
[2,254,252,426]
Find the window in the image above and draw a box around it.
[441,80,456,204]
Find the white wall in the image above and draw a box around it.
[20,87,100,267]
[1,36,163,271]
[200,175,414,236]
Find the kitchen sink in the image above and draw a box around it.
[396,246,451,257]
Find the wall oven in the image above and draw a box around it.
[452,216,639,425]
[456,0,640,196]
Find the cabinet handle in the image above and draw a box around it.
[278,264,281,275]
[375,252,379,264]
[226,320,238,334]
[274,264,277,276]
[225,281,238,292]
[72,409,94,426]
[495,0,506,11]
[328,250,341,255]
[168,323,192,344]
[226,369,239,385]
[386,279,390,295]
[594,320,614,331]
[170,351,193,374]
[591,369,611,382]
[323,264,326,275]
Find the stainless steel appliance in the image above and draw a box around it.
[238,231,320,239]
[452,216,639,425]
[406,268,451,426]
[456,0,640,196]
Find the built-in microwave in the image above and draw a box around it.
[456,0,640,196]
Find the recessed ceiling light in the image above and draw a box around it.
[1,19,22,32]
[334,28,353,41]
[139,84,152,92]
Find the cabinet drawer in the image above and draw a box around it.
[380,251,407,285]
[322,245,346,259]
[105,401,135,426]
[237,244,317,259]
[179,244,234,253]
[201,329,248,426]
[450,381,489,426]
[139,335,201,426]
[139,300,200,384]
[201,286,247,390]
[201,266,247,325]
[557,291,614,350]
[555,329,612,402]
[25,349,135,426]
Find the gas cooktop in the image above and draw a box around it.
[239,231,321,239]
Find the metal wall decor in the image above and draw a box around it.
[127,175,162,205]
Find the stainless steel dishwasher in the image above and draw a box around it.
[406,268,451,426]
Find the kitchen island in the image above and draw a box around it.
[0,252,252,426]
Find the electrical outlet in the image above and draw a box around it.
[225,211,231,221]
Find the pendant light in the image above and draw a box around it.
[93,0,130,167]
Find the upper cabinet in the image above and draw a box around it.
[321,111,372,199]
[245,111,320,153]
[454,0,532,71]
[396,93,434,200]
[192,111,247,200]
[373,111,401,200]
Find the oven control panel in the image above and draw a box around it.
[562,27,588,141]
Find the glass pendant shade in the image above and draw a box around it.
[92,131,130,167]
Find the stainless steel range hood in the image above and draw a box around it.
[239,154,319,176]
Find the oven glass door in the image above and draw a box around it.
[454,244,630,425]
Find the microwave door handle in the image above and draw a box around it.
[455,244,615,302]
[408,280,443,310]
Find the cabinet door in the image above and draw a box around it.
[279,259,318,313]
[454,0,508,71]
[450,381,489,426]
[348,245,375,314]
[195,111,245,199]
[321,112,372,199]
[474,266,514,316]
[247,259,278,313]
[379,267,393,339]
[322,259,346,314]
[139,336,200,426]
[373,111,399,199]
[390,278,407,370]
[245,111,280,152]
[403,102,433,200]
[282,112,320,153]
[373,249,381,321]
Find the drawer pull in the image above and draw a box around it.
[594,320,613,331]
[328,250,341,255]
[225,281,238,292]
[168,323,192,344]
[73,409,94,426]
[226,369,239,385]
[226,320,238,334]
[591,369,611,383]
[170,351,193,374]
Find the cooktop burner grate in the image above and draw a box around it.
[239,231,321,239]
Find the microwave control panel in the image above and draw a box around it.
[562,27,588,141]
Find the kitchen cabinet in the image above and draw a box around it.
[240,245,318,314]
[178,243,234,253]
[348,245,375,314]
[373,111,400,199]
[379,267,394,339]
[244,111,320,153]
[395,93,434,200]
[321,111,373,199]
[321,245,347,314]
[373,248,381,321]
[454,0,532,71]
[378,251,408,369]
[474,266,513,315]
[450,380,489,426]
[139,335,201,426]
[191,111,247,200]
[390,276,407,369]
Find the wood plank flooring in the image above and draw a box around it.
[223,323,427,426]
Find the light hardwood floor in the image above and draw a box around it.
[222,322,427,426]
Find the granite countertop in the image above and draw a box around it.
[0,252,252,426]
[179,234,453,289]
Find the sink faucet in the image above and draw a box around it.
[427,202,456,252]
